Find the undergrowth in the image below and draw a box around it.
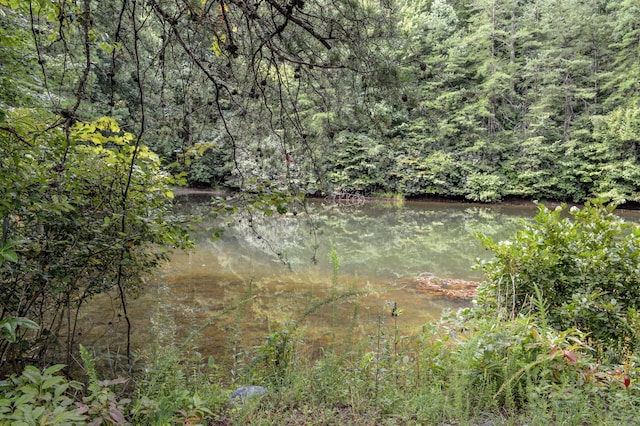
[3,203,640,424]
[2,298,640,425]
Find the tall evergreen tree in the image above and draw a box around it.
[603,0,640,110]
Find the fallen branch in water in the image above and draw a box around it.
[413,273,480,299]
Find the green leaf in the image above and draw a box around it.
[0,317,38,343]
[0,249,17,263]
[43,364,66,376]
[14,392,35,406]
[21,367,42,384]
[1,322,16,343]
[31,405,45,420]
[41,377,63,390]
[50,405,87,423]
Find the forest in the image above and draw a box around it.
[2,0,640,204]
[2,0,640,424]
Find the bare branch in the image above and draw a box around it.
[261,0,331,49]
[0,126,32,146]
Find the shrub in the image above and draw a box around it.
[0,112,191,373]
[476,200,640,357]
[464,172,504,203]
[0,363,130,425]
[0,365,86,425]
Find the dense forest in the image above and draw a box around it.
[3,0,640,424]
[2,0,639,205]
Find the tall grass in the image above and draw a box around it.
[6,252,640,425]
[119,267,640,425]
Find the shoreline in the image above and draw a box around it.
[172,187,640,211]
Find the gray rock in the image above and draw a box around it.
[230,385,268,400]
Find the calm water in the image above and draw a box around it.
[79,197,640,364]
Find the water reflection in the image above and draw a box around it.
[105,197,533,361]
[80,197,640,365]
[185,196,533,282]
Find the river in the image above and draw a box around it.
[78,196,639,366]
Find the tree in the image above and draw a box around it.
[0,110,190,374]
[603,0,640,110]
[0,0,398,373]
[390,0,475,198]
[590,103,640,202]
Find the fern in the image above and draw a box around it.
[531,283,550,329]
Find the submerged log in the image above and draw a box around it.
[413,273,480,299]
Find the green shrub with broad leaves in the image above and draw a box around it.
[0,344,132,425]
[476,200,640,357]
[0,363,131,425]
[0,364,86,425]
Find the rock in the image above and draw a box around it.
[230,385,268,401]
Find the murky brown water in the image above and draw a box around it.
[78,197,640,366]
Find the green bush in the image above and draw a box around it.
[0,365,86,425]
[0,363,131,425]
[476,200,640,357]
[464,172,504,202]
[1,112,191,373]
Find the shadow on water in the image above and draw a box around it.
[79,196,640,366]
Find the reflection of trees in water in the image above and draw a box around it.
[234,214,305,265]
[129,198,538,364]
[316,202,528,279]
[210,199,533,281]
